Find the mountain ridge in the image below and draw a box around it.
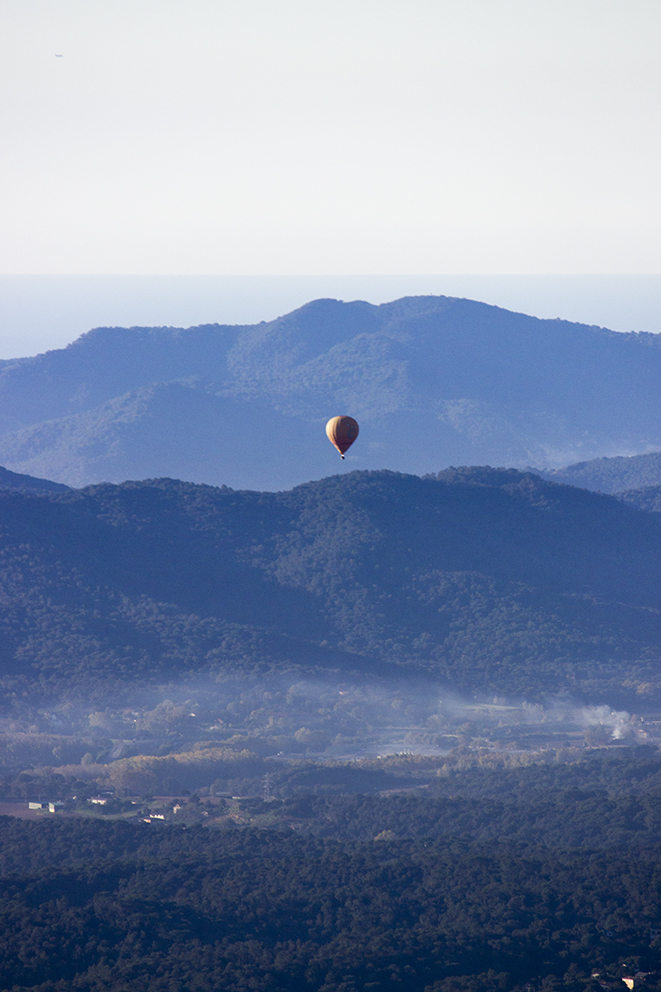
[0,464,68,493]
[1,295,661,489]
[536,449,661,494]
[1,466,661,705]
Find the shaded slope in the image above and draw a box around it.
[0,382,322,490]
[0,469,661,702]
[0,322,241,425]
[1,296,661,488]
[617,485,661,514]
[0,465,68,493]
[537,449,661,494]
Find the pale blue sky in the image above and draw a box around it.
[1,0,660,275]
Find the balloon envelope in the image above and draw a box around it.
[326,416,359,458]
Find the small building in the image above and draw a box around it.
[89,796,109,805]
[48,802,64,813]
[28,802,43,810]
[149,813,165,820]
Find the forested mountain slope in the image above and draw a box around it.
[2,468,661,704]
[0,465,68,493]
[0,296,660,489]
[617,484,661,513]
[537,449,661,494]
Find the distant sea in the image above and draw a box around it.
[1,274,661,360]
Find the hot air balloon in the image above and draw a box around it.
[326,416,359,459]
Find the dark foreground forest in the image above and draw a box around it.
[2,747,661,992]
[1,466,661,989]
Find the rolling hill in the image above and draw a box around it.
[1,295,661,490]
[1,467,661,706]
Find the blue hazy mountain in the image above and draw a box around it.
[0,295,660,490]
[536,450,661,495]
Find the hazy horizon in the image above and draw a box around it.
[2,273,661,360]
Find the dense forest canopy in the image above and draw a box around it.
[0,467,660,705]
[4,745,661,992]
[0,465,660,990]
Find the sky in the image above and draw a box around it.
[1,0,660,276]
